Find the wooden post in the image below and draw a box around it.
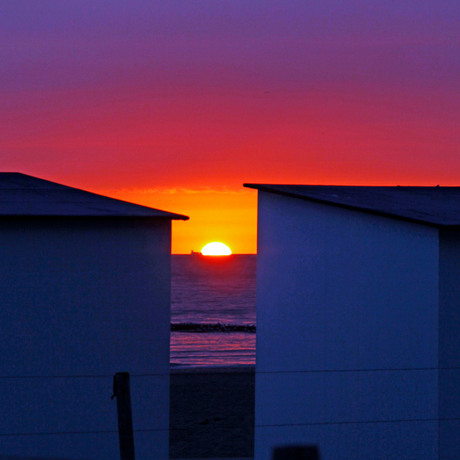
[112,372,136,460]
[272,445,320,460]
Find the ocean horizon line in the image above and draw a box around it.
[171,322,256,333]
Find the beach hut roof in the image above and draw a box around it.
[0,172,189,219]
[244,184,460,226]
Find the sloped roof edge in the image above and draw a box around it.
[244,183,460,227]
[0,173,189,220]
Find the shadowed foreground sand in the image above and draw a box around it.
[169,367,255,459]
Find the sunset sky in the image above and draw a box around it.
[1,1,459,253]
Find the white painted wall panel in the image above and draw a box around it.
[256,193,439,373]
[0,217,171,459]
[255,192,440,459]
[255,422,438,460]
[256,370,437,425]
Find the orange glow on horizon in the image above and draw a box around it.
[103,186,258,254]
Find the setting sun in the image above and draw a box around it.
[201,242,232,256]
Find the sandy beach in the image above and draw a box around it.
[169,367,255,459]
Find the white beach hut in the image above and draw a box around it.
[245,184,460,460]
[0,173,188,460]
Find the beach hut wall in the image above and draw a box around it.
[245,183,460,460]
[0,173,188,460]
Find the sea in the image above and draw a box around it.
[170,254,257,368]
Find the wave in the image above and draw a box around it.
[171,323,256,333]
